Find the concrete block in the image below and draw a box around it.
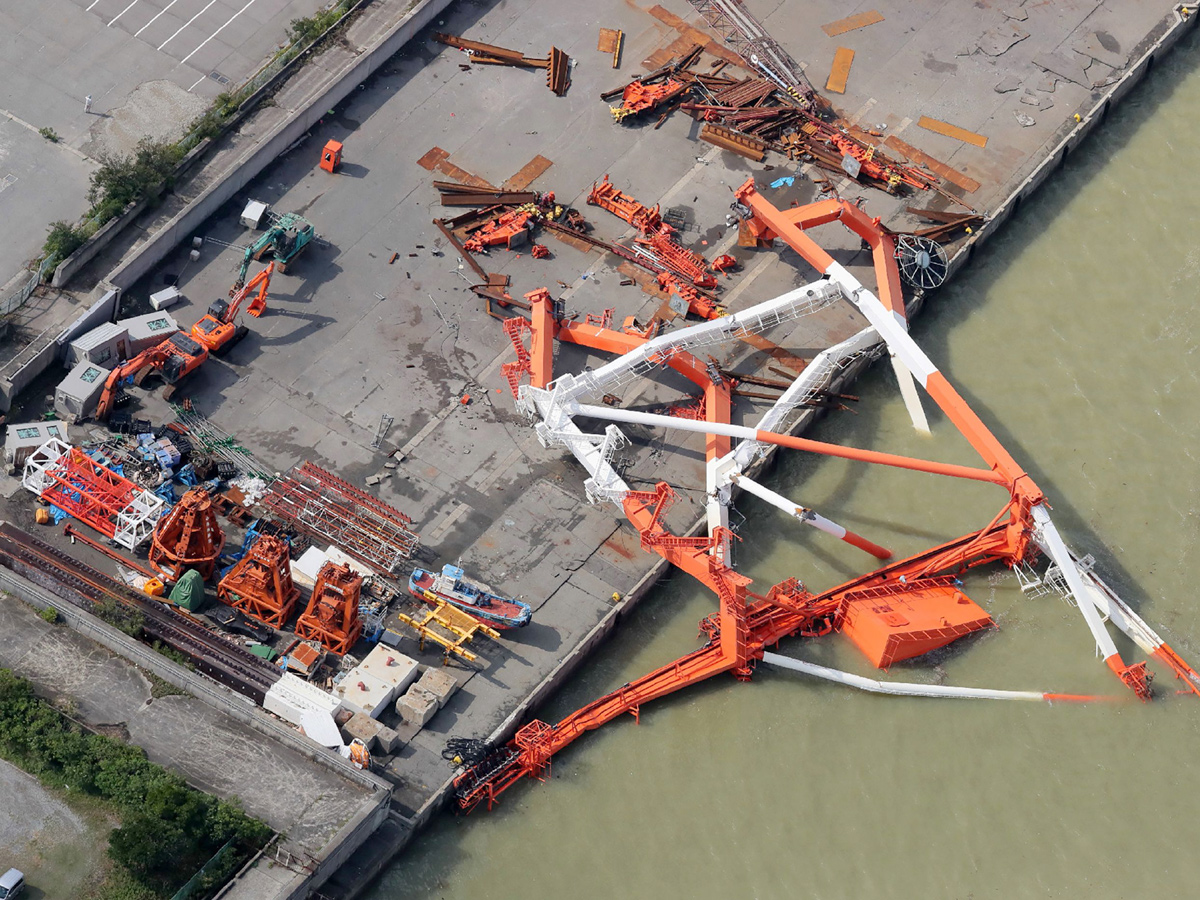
[341,711,383,750]
[375,725,404,754]
[394,686,438,726]
[358,646,419,695]
[334,670,396,719]
[415,666,458,709]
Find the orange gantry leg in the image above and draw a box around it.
[294,562,363,655]
[217,535,299,628]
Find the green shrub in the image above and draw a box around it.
[39,605,60,624]
[39,126,60,143]
[0,669,270,895]
[286,1,353,48]
[43,220,87,264]
[86,138,184,226]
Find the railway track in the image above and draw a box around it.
[0,523,280,703]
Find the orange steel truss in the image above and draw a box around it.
[454,181,1200,814]
[217,534,299,628]
[148,488,225,581]
[295,562,363,655]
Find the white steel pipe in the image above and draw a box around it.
[729,473,891,559]
[761,652,1104,703]
[1031,505,1120,661]
[572,402,1006,484]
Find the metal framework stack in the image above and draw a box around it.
[260,462,419,574]
[218,535,299,628]
[683,0,815,101]
[22,438,164,550]
[295,562,363,655]
[149,488,225,581]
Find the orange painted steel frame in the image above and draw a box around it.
[295,561,363,655]
[458,185,1199,812]
[218,534,299,628]
[148,488,225,581]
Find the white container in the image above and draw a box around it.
[264,673,341,726]
[119,311,179,355]
[4,420,67,467]
[55,361,111,423]
[241,199,268,228]
[66,322,128,369]
[150,286,183,311]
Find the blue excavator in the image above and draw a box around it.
[232,212,315,291]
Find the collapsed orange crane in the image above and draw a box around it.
[455,181,1200,813]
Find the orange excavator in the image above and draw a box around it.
[190,262,274,355]
[94,332,209,421]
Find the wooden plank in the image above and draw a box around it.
[826,47,854,94]
[416,146,449,170]
[884,135,982,194]
[821,10,884,37]
[504,155,554,191]
[917,116,988,148]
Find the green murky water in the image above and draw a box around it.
[369,29,1200,900]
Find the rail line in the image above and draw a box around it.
[0,523,280,702]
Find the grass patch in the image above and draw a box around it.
[0,668,271,899]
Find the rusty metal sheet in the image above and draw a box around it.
[547,47,571,96]
[598,28,620,53]
[885,136,981,193]
[821,10,884,37]
[699,123,765,161]
[917,116,988,148]
[416,146,449,171]
[826,47,854,94]
[503,155,554,191]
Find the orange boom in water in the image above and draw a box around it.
[453,179,1200,814]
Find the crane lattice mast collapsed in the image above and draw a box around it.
[454,179,1200,814]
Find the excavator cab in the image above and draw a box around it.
[160,332,208,382]
[193,263,273,354]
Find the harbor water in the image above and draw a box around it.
[368,30,1200,900]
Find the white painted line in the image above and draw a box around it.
[135,0,181,37]
[86,0,105,11]
[107,0,140,27]
[158,0,219,51]
[188,73,207,92]
[180,0,259,65]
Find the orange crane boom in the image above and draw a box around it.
[95,332,209,421]
[191,262,274,354]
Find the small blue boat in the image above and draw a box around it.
[408,564,531,629]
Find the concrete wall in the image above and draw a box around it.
[51,201,147,289]
[0,289,118,410]
[0,565,388,794]
[105,0,458,293]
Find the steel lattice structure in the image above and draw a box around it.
[22,438,164,549]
